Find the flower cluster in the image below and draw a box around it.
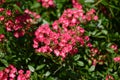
[33,24,85,58]
[17,69,31,80]
[110,44,118,53]
[113,56,120,63]
[111,44,119,63]
[0,7,40,38]
[72,0,83,10]
[105,75,114,80]
[0,0,5,5]
[33,0,98,59]
[0,64,31,80]
[89,43,119,66]
[72,0,98,21]
[24,9,40,22]
[37,0,55,8]
[89,47,105,66]
[5,13,30,38]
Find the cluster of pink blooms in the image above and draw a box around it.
[5,13,30,38]
[37,0,55,8]
[90,47,106,66]
[0,8,5,21]
[24,9,40,21]
[110,44,118,53]
[33,24,85,58]
[0,7,40,38]
[90,43,119,66]
[0,64,31,80]
[90,44,119,66]
[0,34,5,42]
[33,0,98,59]
[72,0,98,21]
[105,75,114,80]
[90,48,99,66]
[111,44,119,63]
[113,56,120,63]
[0,0,5,5]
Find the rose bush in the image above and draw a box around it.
[0,0,120,80]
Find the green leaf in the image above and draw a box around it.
[55,0,67,3]
[109,5,120,11]
[0,26,4,34]
[78,0,84,4]
[107,43,112,47]
[32,72,38,80]
[100,42,105,47]
[28,65,35,72]
[36,64,45,71]
[77,61,84,66]
[46,77,55,80]
[97,36,106,38]
[114,32,119,38]
[31,2,40,9]
[97,19,102,26]
[106,48,114,53]
[56,3,63,9]
[85,0,94,3]
[0,51,5,58]
[0,67,5,70]
[95,32,102,36]
[92,30,97,36]
[101,0,108,6]
[88,59,92,65]
[74,54,81,61]
[109,8,114,17]
[44,71,51,77]
[13,4,23,13]
[0,59,8,67]
[42,19,49,24]
[89,65,95,72]
[101,30,108,35]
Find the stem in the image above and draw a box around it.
[93,0,102,6]
[53,65,63,75]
